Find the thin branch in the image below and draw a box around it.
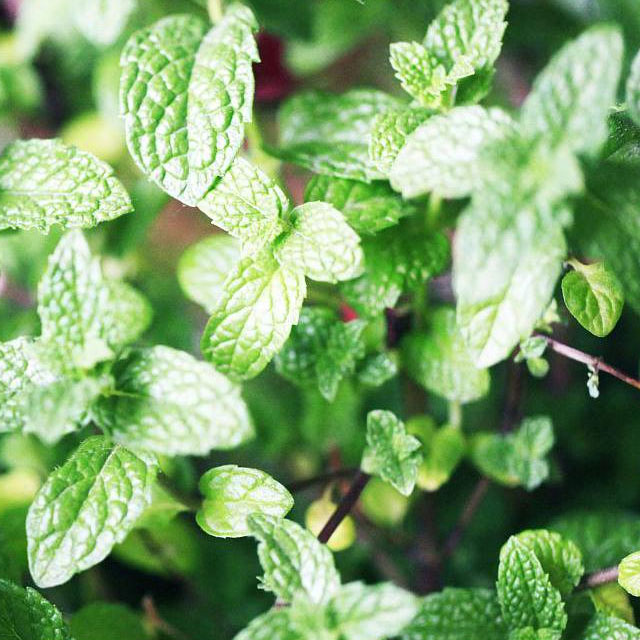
[142,596,190,640]
[579,565,619,590]
[287,467,358,493]
[541,335,640,392]
[317,471,369,545]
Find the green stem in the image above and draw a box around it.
[448,400,462,429]
[208,0,223,22]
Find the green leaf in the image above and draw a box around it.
[101,280,152,350]
[627,50,640,128]
[390,106,515,199]
[198,158,289,254]
[304,175,413,235]
[26,436,157,588]
[248,514,340,605]
[497,536,567,633]
[275,89,403,181]
[328,581,418,640]
[590,584,635,625]
[454,196,567,368]
[201,250,306,380]
[0,139,132,232]
[233,608,304,640]
[178,234,241,313]
[561,260,624,337]
[120,6,259,205]
[403,587,507,640]
[520,26,623,156]
[415,425,466,493]
[358,352,398,388]
[0,578,71,639]
[274,202,364,283]
[471,416,555,490]
[70,602,147,640]
[94,346,253,456]
[196,465,293,538]
[74,0,136,46]
[582,613,640,640]
[619,551,640,597]
[361,410,423,496]
[403,307,490,403]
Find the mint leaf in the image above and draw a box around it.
[390,106,515,199]
[520,26,623,156]
[70,602,147,640]
[101,280,152,351]
[274,202,364,283]
[619,551,640,597]
[583,614,640,640]
[328,581,418,640]
[497,536,567,634]
[196,465,293,538]
[95,346,253,456]
[627,50,640,128]
[275,89,403,181]
[454,196,567,368]
[248,514,340,605]
[75,0,136,46]
[403,587,507,640]
[26,436,157,587]
[0,578,71,639]
[358,352,398,388]
[304,175,413,235]
[201,251,306,380]
[178,234,241,313]
[590,583,635,624]
[198,158,288,255]
[233,608,302,640]
[0,139,132,232]
[403,307,491,403]
[561,260,624,337]
[120,6,258,205]
[415,424,466,492]
[361,410,423,496]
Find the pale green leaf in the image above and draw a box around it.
[178,234,241,313]
[26,436,157,588]
[389,42,447,107]
[582,613,640,640]
[390,106,515,199]
[70,602,147,640]
[248,514,340,605]
[619,551,640,597]
[403,587,507,640]
[561,260,624,337]
[520,26,623,156]
[0,578,71,640]
[233,608,305,640]
[590,584,635,625]
[120,6,258,205]
[74,0,136,46]
[201,250,306,380]
[274,202,364,283]
[361,410,423,496]
[627,49,640,128]
[403,307,490,403]
[197,465,293,538]
[358,352,398,388]
[0,139,132,232]
[101,280,152,350]
[416,425,466,493]
[94,346,253,456]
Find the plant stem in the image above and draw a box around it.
[579,565,619,590]
[288,467,358,492]
[540,335,640,392]
[448,400,462,429]
[207,0,223,22]
[317,471,369,544]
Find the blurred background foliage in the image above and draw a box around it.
[2,0,640,637]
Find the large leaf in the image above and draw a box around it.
[627,49,640,128]
[582,614,640,640]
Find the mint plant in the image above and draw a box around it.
[4,0,640,637]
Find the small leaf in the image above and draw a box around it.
[201,250,306,380]
[74,0,136,46]
[590,583,635,624]
[358,352,398,388]
[619,551,640,597]
[233,608,304,640]
[361,410,423,496]
[582,613,640,640]
[561,260,624,337]
[0,139,132,232]
[274,202,364,283]
[415,425,466,493]
[627,49,640,128]
[120,6,259,205]
[196,465,293,538]
[26,436,157,588]
[248,514,340,605]
[94,346,253,456]
[70,602,147,640]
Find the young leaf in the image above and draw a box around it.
[178,234,242,313]
[402,307,491,403]
[275,89,403,181]
[26,436,157,588]
[361,410,423,496]
[274,202,364,283]
[416,425,466,493]
[497,536,567,633]
[201,251,306,380]
[233,608,303,640]
[590,583,635,624]
[197,158,289,255]
[94,346,253,456]
[390,106,515,199]
[248,514,340,605]
[403,587,507,640]
[0,139,132,232]
[582,613,640,640]
[101,280,152,350]
[0,578,71,639]
[196,465,293,538]
[70,602,147,640]
[627,49,640,128]
[358,352,398,388]
[619,551,640,597]
[120,6,259,205]
[328,581,418,640]
[561,260,624,337]
[520,26,623,156]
